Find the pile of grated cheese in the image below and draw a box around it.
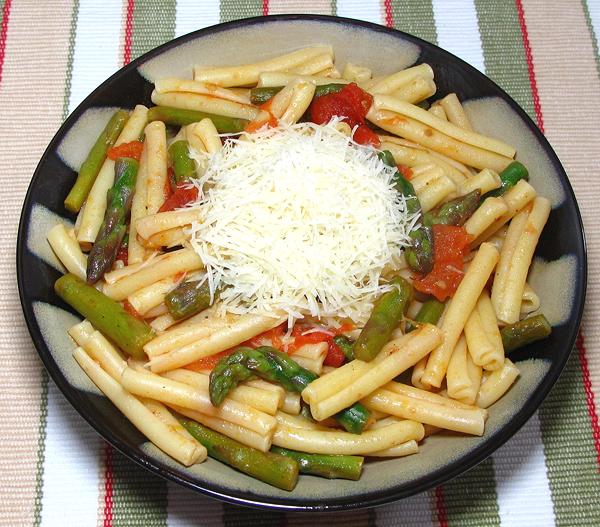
[187,120,418,326]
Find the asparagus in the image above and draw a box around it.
[354,276,414,362]
[168,140,196,184]
[164,280,215,320]
[271,447,364,480]
[147,106,248,133]
[379,150,434,273]
[249,83,345,105]
[55,273,154,359]
[64,110,129,213]
[209,346,371,434]
[405,227,434,275]
[333,335,355,361]
[501,314,551,352]
[423,190,481,227]
[486,161,529,198]
[86,157,138,284]
[406,298,445,333]
[179,418,299,491]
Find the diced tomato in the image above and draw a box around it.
[324,340,345,367]
[184,349,235,372]
[353,125,381,147]
[115,241,128,266]
[414,225,473,301]
[107,140,144,161]
[398,164,413,180]
[123,300,143,320]
[245,101,279,133]
[309,83,377,146]
[158,183,199,212]
[245,323,287,349]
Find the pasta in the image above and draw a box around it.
[48,46,554,490]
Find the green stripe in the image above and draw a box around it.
[131,0,177,61]
[220,0,262,22]
[581,0,600,76]
[107,2,177,524]
[473,0,535,118]
[111,449,168,527]
[33,2,80,525]
[475,1,600,524]
[538,354,600,525]
[390,0,437,44]
[443,458,500,527]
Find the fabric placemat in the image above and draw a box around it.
[1,0,599,525]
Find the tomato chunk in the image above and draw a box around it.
[158,183,199,212]
[184,349,235,372]
[310,83,378,146]
[414,225,472,301]
[107,140,144,161]
[324,340,345,367]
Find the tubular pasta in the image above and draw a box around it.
[446,335,483,405]
[47,223,87,280]
[476,359,520,408]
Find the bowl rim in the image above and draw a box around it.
[17,13,588,512]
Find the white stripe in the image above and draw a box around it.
[39,383,102,527]
[67,0,123,114]
[336,0,383,25]
[431,0,485,72]
[493,412,556,527]
[587,0,600,48]
[375,490,434,526]
[40,2,123,525]
[167,481,223,526]
[175,0,220,38]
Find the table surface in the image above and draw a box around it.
[1,0,599,525]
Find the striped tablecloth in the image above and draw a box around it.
[1,1,599,525]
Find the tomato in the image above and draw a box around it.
[158,183,199,212]
[107,140,144,161]
[184,349,235,372]
[414,225,472,301]
[123,300,143,320]
[398,164,413,180]
[115,241,128,266]
[309,83,377,146]
[245,323,287,349]
[324,340,345,367]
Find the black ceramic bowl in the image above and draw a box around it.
[17,15,586,512]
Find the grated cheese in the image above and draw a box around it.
[187,119,418,325]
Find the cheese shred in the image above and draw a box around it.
[187,120,418,325]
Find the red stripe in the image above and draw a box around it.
[577,333,600,469]
[102,444,114,527]
[263,0,269,16]
[435,486,448,527]
[0,0,13,84]
[123,0,134,65]
[516,0,600,472]
[515,0,544,132]
[384,0,393,28]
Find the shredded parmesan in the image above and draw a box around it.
[187,120,418,325]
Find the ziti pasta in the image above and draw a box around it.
[47,46,553,491]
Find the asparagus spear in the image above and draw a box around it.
[64,110,129,213]
[168,140,196,184]
[179,418,299,491]
[86,157,138,284]
[55,273,154,359]
[164,280,215,320]
[333,335,355,361]
[209,346,371,434]
[147,106,248,133]
[250,83,345,105]
[354,276,414,362]
[501,314,551,352]
[423,190,481,227]
[486,161,529,198]
[379,150,433,273]
[405,298,446,333]
[271,447,364,480]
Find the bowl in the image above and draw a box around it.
[17,14,587,511]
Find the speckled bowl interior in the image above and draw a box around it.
[17,15,586,512]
